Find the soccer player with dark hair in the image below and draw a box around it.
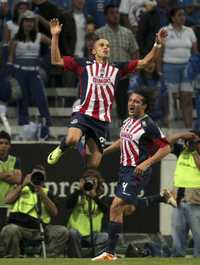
[92,89,171,260]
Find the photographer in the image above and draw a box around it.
[0,130,22,206]
[167,131,200,257]
[0,165,69,257]
[65,169,108,258]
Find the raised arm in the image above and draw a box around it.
[136,28,167,70]
[50,18,64,66]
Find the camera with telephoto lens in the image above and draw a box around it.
[31,169,45,186]
[83,176,97,191]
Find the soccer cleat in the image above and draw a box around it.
[161,189,177,208]
[47,146,64,165]
[91,252,117,261]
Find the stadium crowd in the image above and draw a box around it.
[0,0,200,259]
[0,0,200,139]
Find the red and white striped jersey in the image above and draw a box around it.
[120,115,168,166]
[63,56,138,122]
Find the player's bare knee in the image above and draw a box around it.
[110,202,121,216]
[88,159,100,169]
[66,136,79,147]
[123,205,135,216]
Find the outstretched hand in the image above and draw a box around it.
[50,18,63,36]
[156,28,167,46]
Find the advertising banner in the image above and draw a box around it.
[11,143,160,233]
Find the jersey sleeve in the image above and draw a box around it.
[144,119,169,149]
[118,60,138,78]
[63,56,84,76]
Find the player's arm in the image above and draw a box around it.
[50,18,63,66]
[103,139,121,156]
[135,142,171,175]
[136,28,167,70]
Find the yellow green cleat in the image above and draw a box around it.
[47,146,64,165]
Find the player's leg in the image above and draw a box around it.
[86,138,103,169]
[92,197,129,261]
[47,127,83,165]
[138,189,177,208]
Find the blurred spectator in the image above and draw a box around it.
[31,0,62,37]
[32,0,75,87]
[52,0,71,9]
[0,0,10,42]
[0,71,21,135]
[136,0,169,57]
[3,0,30,43]
[65,169,108,258]
[8,10,52,140]
[84,32,99,59]
[119,0,157,33]
[0,130,22,207]
[159,7,198,128]
[96,3,139,120]
[85,0,120,29]
[128,61,162,122]
[187,52,200,130]
[70,0,86,58]
[181,0,200,26]
[31,0,76,55]
[0,165,69,258]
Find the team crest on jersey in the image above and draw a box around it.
[70,119,78,125]
[86,60,93,65]
[141,120,147,127]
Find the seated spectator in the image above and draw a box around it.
[8,10,52,140]
[66,169,108,258]
[0,165,69,258]
[3,0,30,43]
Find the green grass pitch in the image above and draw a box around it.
[0,258,200,265]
